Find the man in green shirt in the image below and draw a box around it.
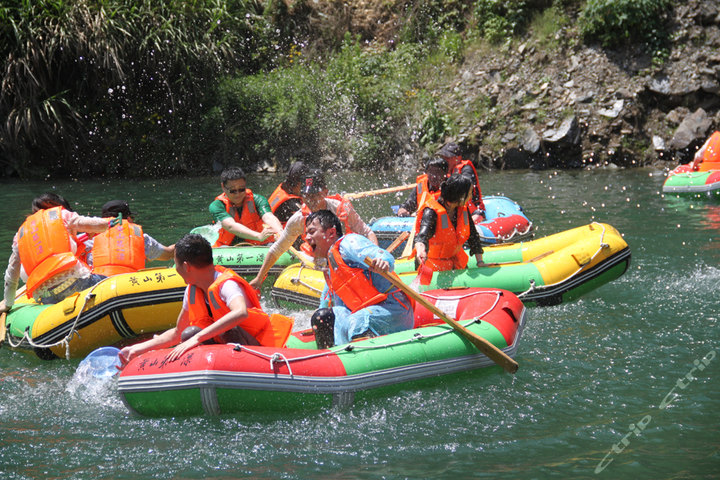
[209,167,283,247]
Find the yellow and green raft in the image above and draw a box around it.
[2,267,185,360]
[271,222,631,309]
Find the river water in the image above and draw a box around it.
[1,168,718,479]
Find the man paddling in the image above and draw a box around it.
[305,209,413,348]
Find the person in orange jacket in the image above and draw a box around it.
[690,131,720,171]
[119,233,289,365]
[396,156,448,217]
[89,200,175,276]
[436,142,486,222]
[413,174,487,272]
[209,166,283,247]
[267,161,308,226]
[304,209,413,348]
[1,193,117,313]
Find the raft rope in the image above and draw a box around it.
[289,262,324,294]
[6,281,102,359]
[234,290,503,376]
[516,222,611,299]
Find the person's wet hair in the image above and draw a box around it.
[425,156,448,172]
[31,193,73,213]
[220,166,246,186]
[285,161,308,186]
[440,174,472,204]
[306,209,344,237]
[175,233,213,267]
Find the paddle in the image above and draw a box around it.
[76,346,122,378]
[386,231,410,254]
[344,183,415,200]
[364,257,519,374]
[401,223,416,258]
[288,246,315,268]
[0,312,6,348]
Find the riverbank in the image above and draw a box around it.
[1,1,718,177]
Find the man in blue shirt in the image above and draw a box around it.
[304,210,414,348]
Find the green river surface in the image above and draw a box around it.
[0,168,718,479]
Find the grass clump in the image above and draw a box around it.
[579,0,673,54]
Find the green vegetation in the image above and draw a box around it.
[579,0,673,54]
[0,0,677,178]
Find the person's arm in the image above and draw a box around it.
[254,194,283,237]
[166,286,249,361]
[343,201,379,245]
[414,208,437,264]
[248,212,303,289]
[342,234,394,272]
[466,217,486,266]
[691,136,713,169]
[143,234,175,262]
[397,190,418,217]
[118,315,183,366]
[220,217,273,243]
[1,241,22,312]
[63,211,113,235]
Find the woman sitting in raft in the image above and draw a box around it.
[0,193,118,313]
[413,174,487,273]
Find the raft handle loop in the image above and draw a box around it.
[269,352,293,376]
[233,344,242,352]
[8,281,102,357]
[517,222,611,299]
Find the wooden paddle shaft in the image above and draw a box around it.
[344,183,415,200]
[363,257,519,374]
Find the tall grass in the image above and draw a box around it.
[0,0,278,177]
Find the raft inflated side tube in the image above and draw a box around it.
[5,267,186,359]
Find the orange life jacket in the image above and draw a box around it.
[453,159,485,212]
[298,196,354,256]
[16,206,84,298]
[185,265,293,347]
[697,131,720,172]
[415,195,471,271]
[213,190,270,247]
[325,236,388,313]
[268,184,301,216]
[91,220,145,276]
[415,174,441,209]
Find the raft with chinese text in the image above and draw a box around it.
[118,287,525,417]
[2,267,185,360]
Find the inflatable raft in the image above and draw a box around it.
[118,287,526,416]
[372,196,533,252]
[1,267,185,360]
[662,164,720,198]
[271,222,630,310]
[190,224,296,277]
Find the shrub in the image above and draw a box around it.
[579,0,673,53]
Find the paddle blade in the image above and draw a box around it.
[76,347,121,379]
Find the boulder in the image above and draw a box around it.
[669,108,712,150]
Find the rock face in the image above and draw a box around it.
[428,0,720,169]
